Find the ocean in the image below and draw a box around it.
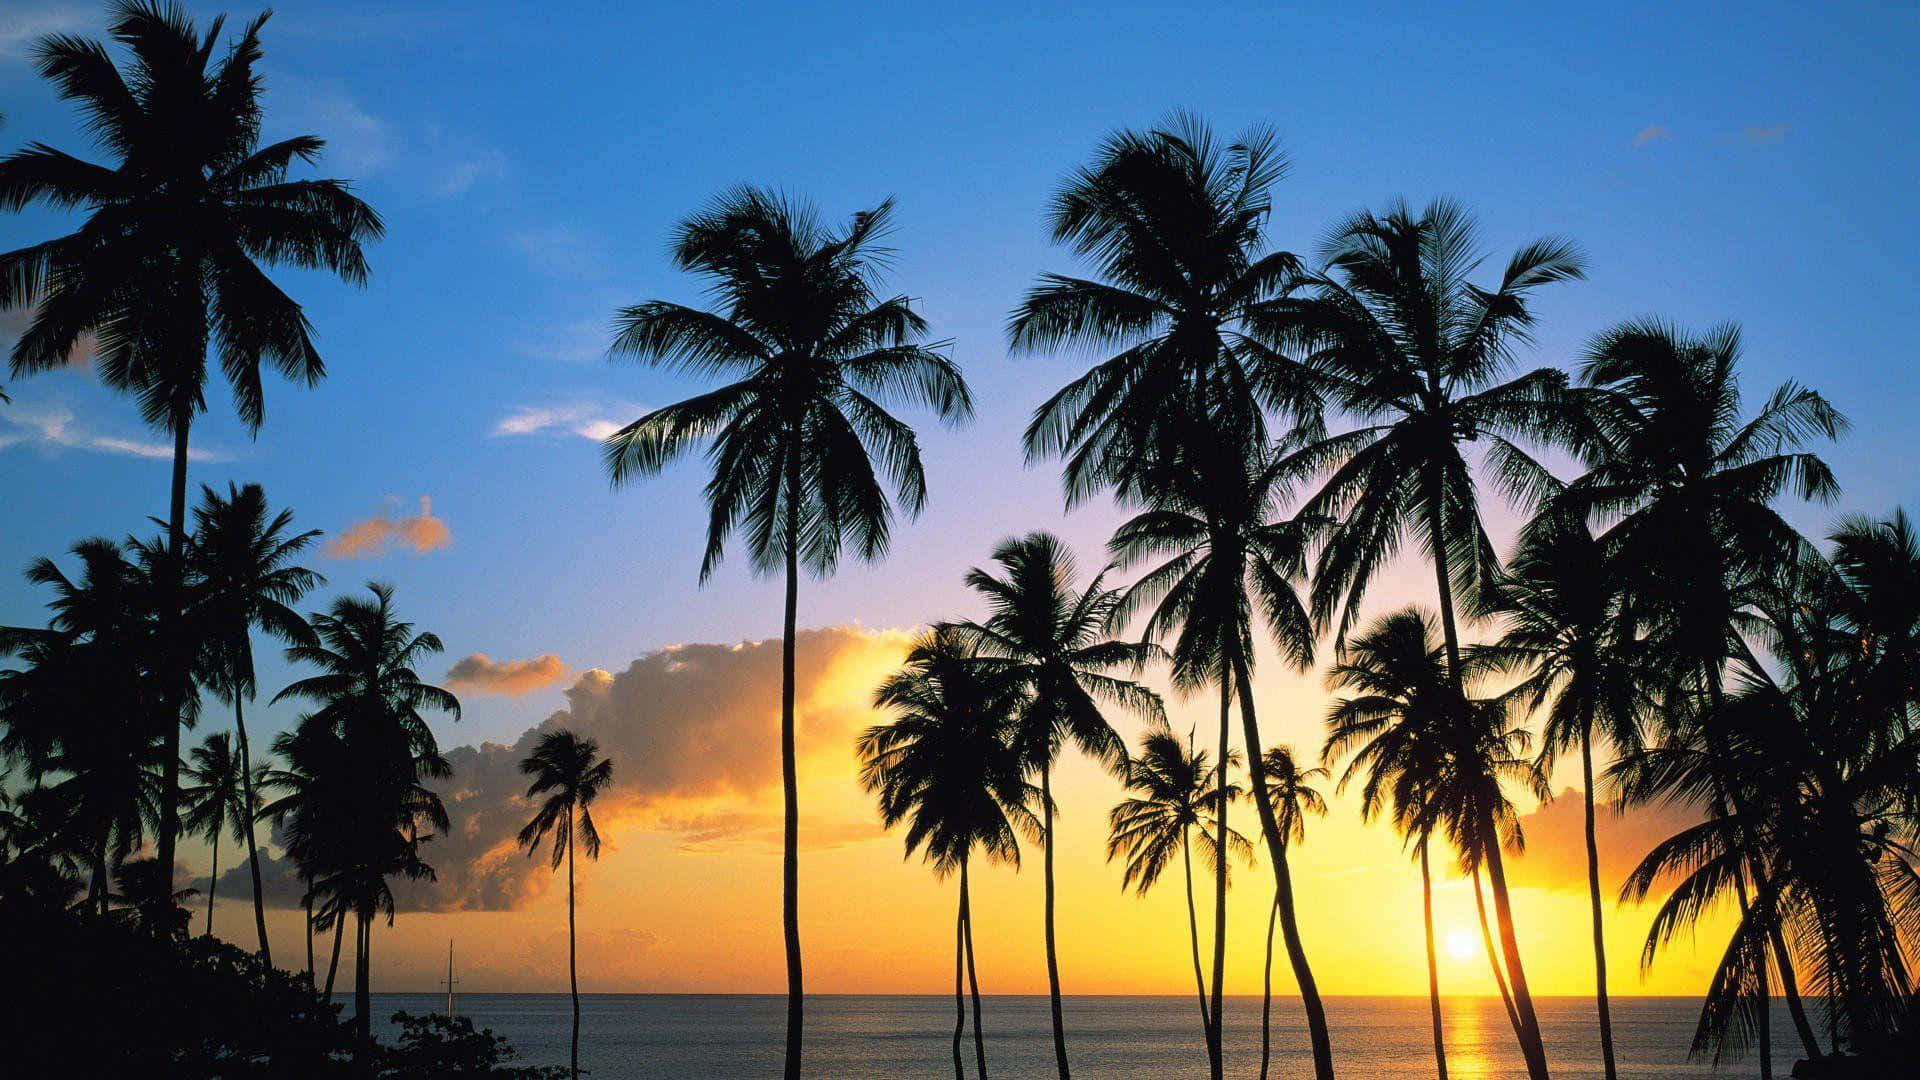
[372,993,1807,1078]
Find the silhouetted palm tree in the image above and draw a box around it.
[189,481,322,963]
[180,730,250,937]
[1255,746,1325,1080]
[1478,511,1652,1080]
[1106,720,1246,1051]
[862,627,1037,1080]
[259,719,350,993]
[605,188,971,1080]
[274,583,456,1047]
[0,2,382,896]
[518,728,615,1080]
[956,532,1160,1077]
[1571,318,1845,1062]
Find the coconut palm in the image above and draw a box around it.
[274,583,456,1047]
[1477,511,1653,1080]
[259,719,353,995]
[189,481,322,963]
[0,2,382,896]
[518,728,615,1080]
[605,187,970,1080]
[1570,318,1845,1060]
[861,627,1037,1080]
[1106,720,1247,1045]
[1254,746,1326,1080]
[1107,429,1335,1078]
[1324,609,1551,1079]
[180,731,250,938]
[955,532,1161,1078]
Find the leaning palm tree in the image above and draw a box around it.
[1106,720,1246,1049]
[0,2,382,895]
[1254,746,1326,1080]
[189,481,323,963]
[605,188,970,1080]
[518,729,615,1080]
[955,532,1160,1078]
[861,627,1037,1080]
[1477,510,1652,1080]
[180,731,250,938]
[1569,319,1845,1062]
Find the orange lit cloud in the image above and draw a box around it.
[445,652,572,696]
[324,496,450,559]
[1508,788,1702,894]
[1630,124,1669,148]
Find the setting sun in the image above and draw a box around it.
[1445,928,1478,961]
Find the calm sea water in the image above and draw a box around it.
[373,993,1805,1078]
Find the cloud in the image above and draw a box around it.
[0,401,232,462]
[394,625,911,912]
[1,304,97,373]
[1630,125,1669,149]
[491,399,639,441]
[430,147,508,197]
[510,226,607,278]
[0,4,87,60]
[269,75,394,176]
[1508,788,1702,894]
[445,653,573,697]
[1743,123,1790,144]
[198,846,309,910]
[518,317,612,365]
[324,496,451,559]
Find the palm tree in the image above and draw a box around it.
[259,719,353,995]
[861,627,1037,1080]
[1254,746,1326,1080]
[518,729,615,1080]
[0,2,382,897]
[1570,319,1845,1061]
[1106,720,1246,1049]
[180,730,250,938]
[274,583,457,1047]
[1107,431,1335,1079]
[605,187,971,1080]
[955,532,1160,1078]
[189,481,322,964]
[1477,511,1652,1080]
[1324,609,1551,1079]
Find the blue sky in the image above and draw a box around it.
[2,0,1916,754]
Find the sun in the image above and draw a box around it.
[1445,928,1477,961]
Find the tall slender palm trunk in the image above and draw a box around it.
[962,859,987,1080]
[355,913,372,1047]
[568,819,580,1079]
[1206,673,1230,1080]
[1579,729,1618,1080]
[1231,650,1335,1079]
[1182,832,1212,1032]
[1483,835,1551,1079]
[156,415,192,903]
[234,694,271,965]
[304,877,315,986]
[1421,840,1449,1080]
[1473,867,1521,1039]
[205,825,219,936]
[1260,894,1277,1080]
[1041,761,1070,1080]
[324,915,344,1001]
[1732,873,1773,1080]
[781,493,805,1080]
[952,874,966,1080]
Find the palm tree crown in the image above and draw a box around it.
[517,729,614,870]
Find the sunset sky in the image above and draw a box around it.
[2,0,1916,998]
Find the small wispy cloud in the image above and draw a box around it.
[445,652,573,696]
[492,398,641,442]
[519,316,613,365]
[1630,124,1670,149]
[0,402,231,462]
[324,496,450,559]
[0,305,95,372]
[430,147,508,197]
[1743,123,1790,144]
[510,225,607,278]
[268,74,395,176]
[0,3,87,60]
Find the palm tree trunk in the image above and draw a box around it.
[355,912,372,1048]
[1580,729,1618,1080]
[1207,673,1229,1080]
[1473,867,1521,1040]
[234,693,271,965]
[1260,893,1277,1080]
[1041,759,1071,1080]
[324,914,344,1002]
[1421,840,1449,1080]
[1231,650,1334,1080]
[155,411,192,905]
[304,878,315,986]
[1425,465,1467,681]
[962,858,988,1080]
[953,872,965,1080]
[568,819,580,1080]
[1483,833,1551,1080]
[206,826,219,937]
[780,490,805,1080]
[1182,831,1212,1033]
[1732,874,1773,1080]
